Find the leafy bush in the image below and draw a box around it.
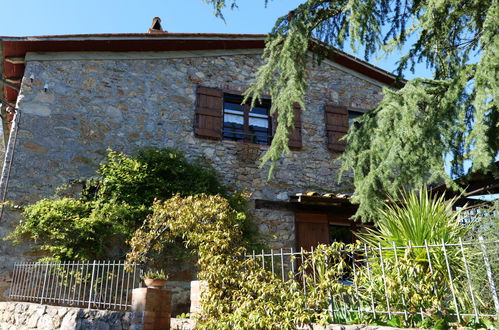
[126,194,246,268]
[6,198,102,259]
[142,269,168,280]
[354,188,496,327]
[131,188,496,329]
[5,148,258,260]
[126,194,315,328]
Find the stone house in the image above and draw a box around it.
[0,28,399,299]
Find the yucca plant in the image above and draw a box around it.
[358,187,468,247]
[357,187,469,272]
[355,187,474,326]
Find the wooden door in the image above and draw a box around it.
[295,212,329,251]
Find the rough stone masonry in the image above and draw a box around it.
[0,50,385,297]
[0,301,138,330]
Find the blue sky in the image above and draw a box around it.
[0,0,430,80]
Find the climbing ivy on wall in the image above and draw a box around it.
[5,147,260,260]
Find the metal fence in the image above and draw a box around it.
[246,237,499,323]
[9,260,142,310]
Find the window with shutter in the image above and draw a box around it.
[324,105,349,152]
[348,110,365,127]
[194,86,223,140]
[223,94,272,145]
[194,87,278,146]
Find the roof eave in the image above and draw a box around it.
[0,33,268,42]
[0,41,4,104]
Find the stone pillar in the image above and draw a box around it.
[190,280,207,314]
[131,287,172,330]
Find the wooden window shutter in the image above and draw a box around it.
[288,103,302,149]
[324,105,348,152]
[194,86,223,140]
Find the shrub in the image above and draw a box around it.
[139,188,495,329]
[126,193,315,329]
[5,148,258,260]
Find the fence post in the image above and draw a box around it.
[87,260,97,309]
[459,237,479,320]
[378,243,391,319]
[131,284,172,329]
[10,263,19,300]
[363,244,376,318]
[392,242,408,322]
[479,236,499,316]
[442,239,460,323]
[324,254,335,321]
[39,262,50,304]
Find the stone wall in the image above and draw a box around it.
[0,301,139,329]
[0,50,385,296]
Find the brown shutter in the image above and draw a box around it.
[288,103,302,149]
[295,212,329,251]
[324,105,348,152]
[194,86,223,139]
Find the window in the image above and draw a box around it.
[329,223,354,244]
[195,86,301,147]
[348,110,364,126]
[222,94,272,145]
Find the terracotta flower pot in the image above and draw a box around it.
[144,278,167,288]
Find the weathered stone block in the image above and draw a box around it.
[22,141,48,155]
[189,280,207,315]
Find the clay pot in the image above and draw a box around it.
[144,278,167,288]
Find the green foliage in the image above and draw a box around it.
[359,188,468,245]
[205,0,499,219]
[196,242,496,329]
[127,190,496,329]
[340,77,475,220]
[126,194,312,328]
[5,148,249,260]
[126,194,245,268]
[464,200,499,316]
[87,148,227,232]
[96,148,226,207]
[202,0,239,19]
[354,246,460,328]
[5,198,102,259]
[142,269,168,280]
[356,188,495,324]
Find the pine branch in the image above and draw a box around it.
[204,0,499,219]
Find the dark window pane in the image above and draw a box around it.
[249,117,269,129]
[223,122,245,142]
[348,111,364,126]
[250,106,269,117]
[222,93,272,145]
[329,224,353,244]
[224,101,244,113]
